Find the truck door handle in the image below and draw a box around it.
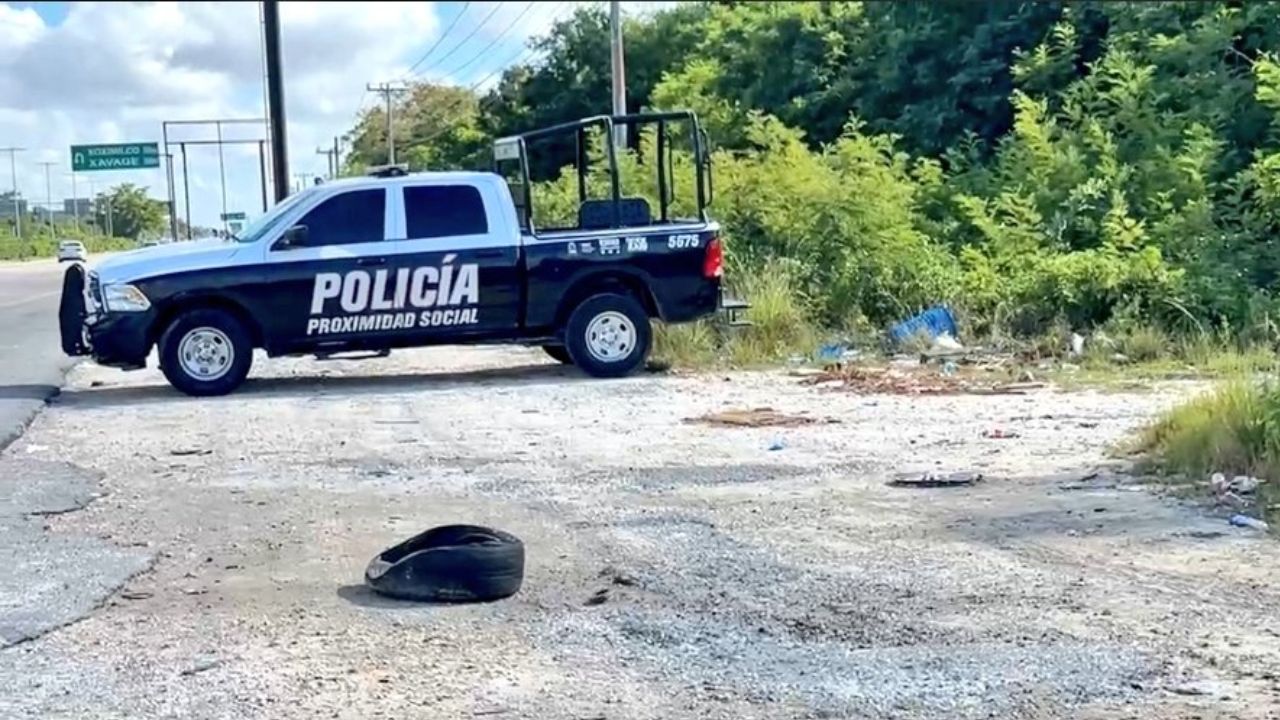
[357,257,387,267]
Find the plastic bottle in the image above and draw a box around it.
[1229,514,1269,531]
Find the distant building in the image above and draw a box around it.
[31,205,72,223]
[63,197,92,217]
[0,192,27,219]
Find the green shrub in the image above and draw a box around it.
[1137,380,1280,526]
[651,260,818,368]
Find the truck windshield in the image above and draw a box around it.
[232,189,314,244]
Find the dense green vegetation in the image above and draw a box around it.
[345,1,1280,350]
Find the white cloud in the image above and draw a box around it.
[0,1,440,229]
[0,1,681,230]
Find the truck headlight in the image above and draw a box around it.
[102,283,151,312]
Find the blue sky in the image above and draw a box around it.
[0,1,665,233]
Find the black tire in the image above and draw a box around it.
[158,308,253,397]
[542,344,573,365]
[564,292,652,378]
[365,525,525,603]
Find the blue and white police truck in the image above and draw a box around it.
[59,112,745,396]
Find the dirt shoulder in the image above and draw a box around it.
[1,346,1276,719]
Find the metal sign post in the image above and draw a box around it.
[161,119,269,241]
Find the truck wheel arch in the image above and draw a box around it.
[555,271,661,328]
[150,295,265,351]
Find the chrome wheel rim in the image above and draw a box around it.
[585,311,636,363]
[178,327,234,381]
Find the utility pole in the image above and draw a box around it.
[292,173,311,194]
[366,81,408,164]
[68,173,80,230]
[0,147,22,241]
[316,146,336,179]
[38,161,56,237]
[263,0,290,204]
[333,136,341,177]
[610,0,627,148]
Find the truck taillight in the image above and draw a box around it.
[703,236,723,279]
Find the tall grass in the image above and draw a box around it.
[1136,380,1280,524]
[652,259,818,367]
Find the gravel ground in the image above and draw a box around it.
[1,345,1278,719]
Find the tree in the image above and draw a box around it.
[343,83,489,174]
[95,183,165,240]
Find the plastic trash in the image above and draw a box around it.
[767,438,787,452]
[888,305,958,345]
[817,343,846,363]
[1229,514,1269,531]
[1069,333,1085,357]
[932,334,964,353]
[1230,475,1264,494]
[1211,473,1265,495]
[941,360,958,377]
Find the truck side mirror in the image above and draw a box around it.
[277,225,308,250]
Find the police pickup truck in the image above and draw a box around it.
[59,112,741,396]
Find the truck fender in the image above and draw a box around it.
[554,269,662,327]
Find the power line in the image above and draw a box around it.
[410,1,595,150]
[434,2,539,82]
[408,1,504,80]
[412,44,552,150]
[402,1,472,79]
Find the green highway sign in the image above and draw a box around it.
[221,211,247,221]
[70,142,161,172]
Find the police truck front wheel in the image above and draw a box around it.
[564,293,651,378]
[159,308,253,397]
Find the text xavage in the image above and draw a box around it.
[307,257,480,336]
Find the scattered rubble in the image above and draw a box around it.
[890,471,984,488]
[1209,473,1265,496]
[684,407,839,428]
[982,429,1021,440]
[798,365,1046,396]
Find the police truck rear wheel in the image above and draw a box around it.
[542,345,573,365]
[159,309,253,397]
[565,293,651,378]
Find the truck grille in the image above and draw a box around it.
[86,271,102,313]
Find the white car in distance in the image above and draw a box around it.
[57,240,87,263]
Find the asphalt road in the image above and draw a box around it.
[0,259,78,448]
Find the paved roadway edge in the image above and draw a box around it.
[0,361,76,452]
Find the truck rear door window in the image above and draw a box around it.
[405,185,489,239]
[295,189,386,246]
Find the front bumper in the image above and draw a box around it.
[87,313,154,369]
[58,265,153,369]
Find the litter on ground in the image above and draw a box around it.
[684,407,839,428]
[890,471,984,488]
[798,364,1047,396]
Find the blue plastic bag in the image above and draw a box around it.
[888,305,958,345]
